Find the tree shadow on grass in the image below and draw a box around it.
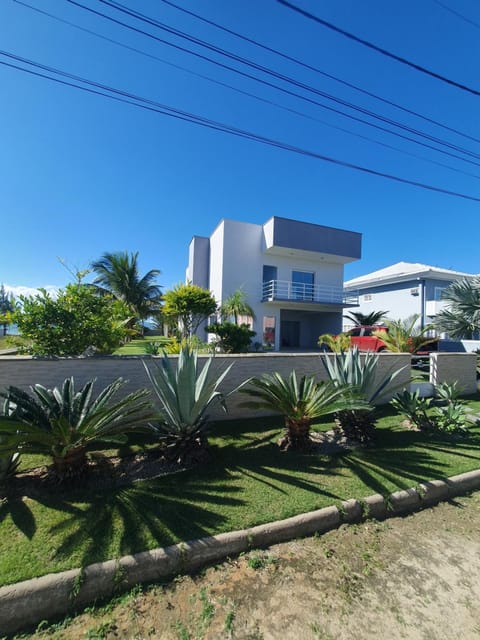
[41,474,245,570]
[0,496,37,539]
[335,426,480,499]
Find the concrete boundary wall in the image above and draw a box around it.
[0,352,476,420]
[1,469,480,635]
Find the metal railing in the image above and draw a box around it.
[262,280,358,305]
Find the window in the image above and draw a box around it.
[263,316,275,348]
[262,265,278,299]
[434,287,447,301]
[292,271,314,301]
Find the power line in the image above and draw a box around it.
[13,0,480,179]
[64,0,480,167]
[157,0,480,146]
[277,0,480,98]
[1,49,480,202]
[432,0,480,31]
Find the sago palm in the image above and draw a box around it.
[0,377,154,477]
[373,314,435,353]
[144,346,233,462]
[240,371,365,451]
[91,251,162,328]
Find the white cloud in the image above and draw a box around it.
[3,285,59,298]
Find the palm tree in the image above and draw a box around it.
[343,310,388,327]
[240,371,364,451]
[220,289,256,325]
[435,277,480,339]
[90,251,162,330]
[373,314,435,353]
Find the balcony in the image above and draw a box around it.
[262,280,359,306]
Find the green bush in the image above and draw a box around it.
[206,322,256,353]
[12,284,131,356]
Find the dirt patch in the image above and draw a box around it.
[21,491,480,639]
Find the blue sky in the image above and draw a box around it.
[1,0,479,294]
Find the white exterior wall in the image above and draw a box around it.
[209,222,226,307]
[346,287,422,328]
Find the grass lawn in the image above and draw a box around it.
[1,397,480,587]
[112,336,171,355]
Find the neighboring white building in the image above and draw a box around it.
[186,216,361,350]
[344,262,478,330]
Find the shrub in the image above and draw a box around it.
[321,347,406,442]
[206,322,256,353]
[0,377,154,478]
[144,347,233,462]
[12,284,131,356]
[240,371,365,451]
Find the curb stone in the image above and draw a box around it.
[1,468,480,636]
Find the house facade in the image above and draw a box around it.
[343,262,478,331]
[186,216,361,350]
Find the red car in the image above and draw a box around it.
[347,325,388,352]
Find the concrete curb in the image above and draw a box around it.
[1,468,480,635]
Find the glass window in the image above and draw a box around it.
[292,271,314,300]
[434,287,447,301]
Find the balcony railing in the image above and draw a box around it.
[262,280,358,305]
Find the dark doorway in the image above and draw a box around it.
[281,320,300,348]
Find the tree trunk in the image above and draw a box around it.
[53,446,88,477]
[279,417,312,451]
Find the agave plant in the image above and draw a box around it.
[144,346,233,462]
[240,371,365,451]
[321,347,406,442]
[0,377,154,477]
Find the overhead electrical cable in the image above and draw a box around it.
[13,1,480,179]
[1,50,480,202]
[157,0,480,146]
[277,0,480,98]
[64,0,480,165]
[432,0,480,31]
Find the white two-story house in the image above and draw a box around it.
[186,216,361,350]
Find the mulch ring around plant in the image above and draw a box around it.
[0,449,204,500]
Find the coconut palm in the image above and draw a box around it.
[434,277,480,339]
[373,314,436,353]
[220,289,256,325]
[343,310,389,327]
[0,377,154,477]
[144,346,233,462]
[240,371,365,451]
[90,251,162,329]
[321,347,406,442]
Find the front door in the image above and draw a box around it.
[281,320,300,348]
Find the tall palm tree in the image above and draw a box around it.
[435,277,480,339]
[220,289,256,325]
[91,251,162,329]
[343,310,388,326]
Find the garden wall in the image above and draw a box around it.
[0,351,436,420]
[430,352,478,395]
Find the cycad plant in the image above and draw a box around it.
[240,371,364,451]
[373,314,435,353]
[0,377,154,478]
[321,348,405,442]
[144,346,233,462]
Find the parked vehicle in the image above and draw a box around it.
[347,325,388,352]
[347,326,438,354]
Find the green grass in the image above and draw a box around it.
[112,336,171,355]
[1,397,480,587]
